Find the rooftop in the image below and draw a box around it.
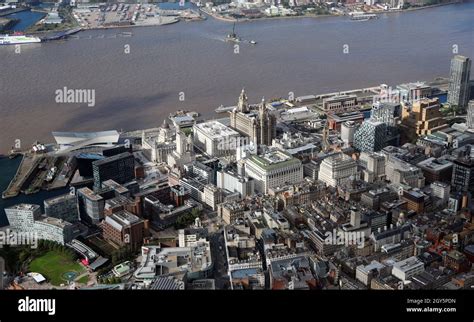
[194,120,239,139]
[248,150,300,171]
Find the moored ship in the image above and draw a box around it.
[0,33,42,45]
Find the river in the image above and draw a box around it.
[0,2,473,155]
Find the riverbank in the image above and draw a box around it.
[0,1,472,155]
[201,0,461,23]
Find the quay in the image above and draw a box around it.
[0,7,28,18]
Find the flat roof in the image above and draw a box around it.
[194,120,239,139]
[248,150,300,171]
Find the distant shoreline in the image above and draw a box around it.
[201,0,462,23]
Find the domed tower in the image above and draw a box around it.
[158,119,171,143]
[237,88,249,113]
[258,97,266,118]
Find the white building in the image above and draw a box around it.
[392,256,425,282]
[318,153,358,187]
[52,130,120,154]
[244,150,303,193]
[193,120,241,158]
[142,120,176,163]
[134,243,213,284]
[5,204,73,245]
[360,151,386,183]
[167,128,195,169]
[356,260,387,286]
[5,204,40,230]
[203,184,222,211]
[217,168,255,198]
[341,121,357,146]
[33,217,73,245]
[430,181,450,202]
[385,154,425,188]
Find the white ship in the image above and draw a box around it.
[350,13,378,21]
[0,34,42,45]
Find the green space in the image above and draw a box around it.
[29,250,85,286]
[174,208,202,229]
[77,275,89,284]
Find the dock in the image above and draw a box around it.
[0,7,28,18]
[2,152,73,199]
[39,27,83,41]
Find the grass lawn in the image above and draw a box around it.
[29,250,84,286]
[77,275,89,284]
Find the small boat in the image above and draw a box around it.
[225,22,240,43]
[249,40,257,45]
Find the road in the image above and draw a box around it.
[209,228,230,290]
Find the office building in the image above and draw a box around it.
[385,155,425,188]
[467,100,474,130]
[33,216,74,245]
[430,181,451,203]
[363,211,389,233]
[217,168,255,198]
[44,193,79,223]
[327,112,364,131]
[269,256,316,290]
[102,210,147,250]
[92,152,135,192]
[193,120,241,157]
[318,153,358,188]
[402,189,426,214]
[451,146,474,192]
[76,153,105,177]
[134,243,213,282]
[340,121,357,146]
[229,89,276,147]
[392,256,425,282]
[396,81,432,102]
[416,157,453,184]
[354,120,388,152]
[77,187,105,225]
[354,102,399,152]
[370,101,399,125]
[5,204,73,245]
[5,204,41,229]
[244,150,302,193]
[402,98,448,137]
[356,260,388,287]
[361,188,397,211]
[203,184,222,210]
[447,55,471,109]
[359,152,386,183]
[443,250,471,273]
[322,95,358,112]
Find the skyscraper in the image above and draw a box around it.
[447,55,471,109]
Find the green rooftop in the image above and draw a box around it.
[248,153,300,171]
